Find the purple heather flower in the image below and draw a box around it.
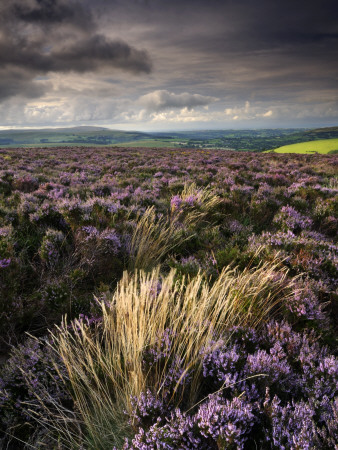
[170,194,182,210]
[0,258,11,268]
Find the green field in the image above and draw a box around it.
[270,138,338,154]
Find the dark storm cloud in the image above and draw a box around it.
[0,69,47,101]
[1,0,96,33]
[140,0,338,62]
[93,0,338,102]
[0,0,152,100]
[51,35,152,74]
[0,35,151,76]
[11,0,94,29]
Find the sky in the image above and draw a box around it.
[0,0,337,131]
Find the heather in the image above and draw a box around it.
[0,146,337,448]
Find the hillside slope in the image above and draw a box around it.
[271,138,338,154]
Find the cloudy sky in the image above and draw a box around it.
[0,0,337,130]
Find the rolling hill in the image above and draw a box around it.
[0,125,338,151]
[0,127,151,147]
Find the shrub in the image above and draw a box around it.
[0,336,71,448]
[39,228,66,266]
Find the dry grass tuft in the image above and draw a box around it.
[127,206,182,271]
[127,183,223,271]
[47,254,292,448]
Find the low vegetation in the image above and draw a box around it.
[0,146,337,448]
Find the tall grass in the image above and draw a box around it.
[46,255,292,449]
[127,206,182,271]
[127,183,223,270]
[173,182,224,227]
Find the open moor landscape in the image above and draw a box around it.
[0,145,337,449]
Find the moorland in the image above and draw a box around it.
[0,145,337,449]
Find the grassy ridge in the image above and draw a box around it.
[270,138,338,154]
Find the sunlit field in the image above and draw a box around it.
[271,138,338,154]
[0,147,337,449]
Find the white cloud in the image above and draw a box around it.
[225,101,250,117]
[139,90,218,112]
[262,110,273,117]
[1,91,337,130]
[225,101,276,121]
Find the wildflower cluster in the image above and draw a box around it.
[123,322,338,449]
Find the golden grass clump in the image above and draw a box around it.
[128,183,223,270]
[49,255,291,449]
[127,206,182,271]
[172,182,224,226]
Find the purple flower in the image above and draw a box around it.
[196,394,255,448]
[0,258,11,268]
[170,194,182,210]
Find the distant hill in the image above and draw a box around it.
[0,127,151,147]
[305,126,338,139]
[0,125,338,150]
[41,126,109,133]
